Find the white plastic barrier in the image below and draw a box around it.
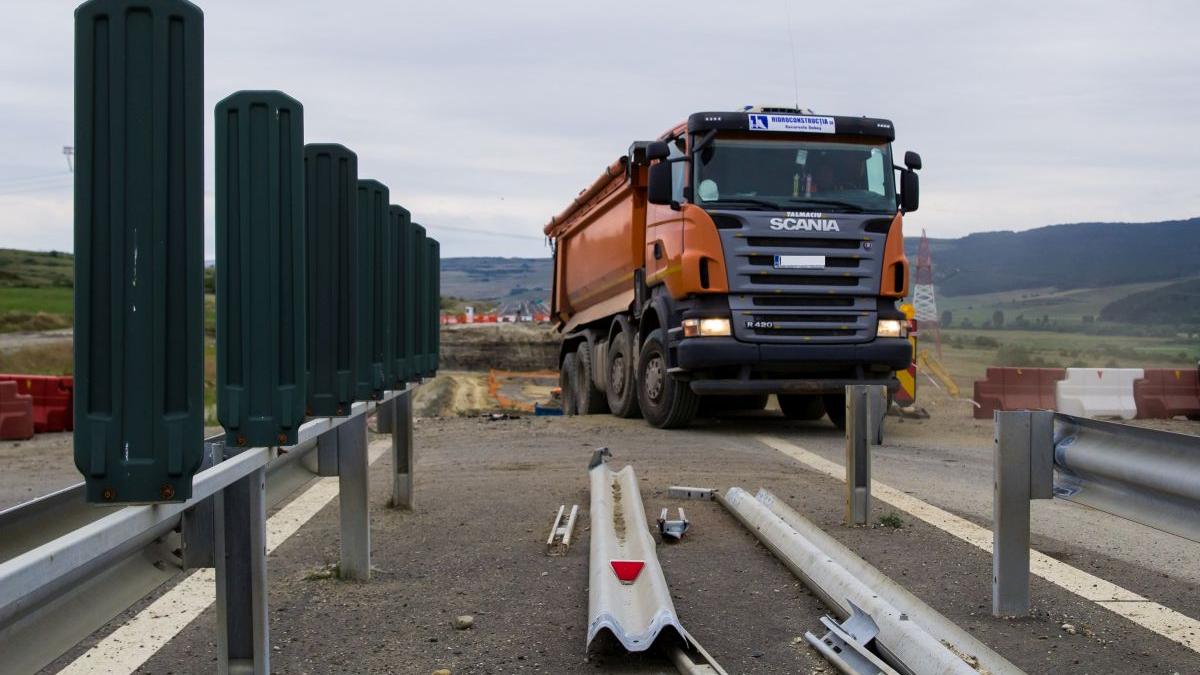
[1055,368,1144,420]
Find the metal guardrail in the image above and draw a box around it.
[992,410,1200,616]
[585,450,726,674]
[720,487,1022,675]
[0,388,417,675]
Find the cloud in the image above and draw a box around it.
[1,0,1197,257]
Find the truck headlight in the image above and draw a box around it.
[876,319,907,338]
[682,317,731,337]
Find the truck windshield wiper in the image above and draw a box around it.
[699,197,782,211]
[781,198,866,213]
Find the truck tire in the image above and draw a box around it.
[575,342,609,415]
[605,331,641,418]
[560,353,578,415]
[823,392,847,431]
[636,329,699,429]
[778,394,825,421]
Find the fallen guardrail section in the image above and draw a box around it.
[715,487,1022,675]
[992,410,1200,616]
[586,449,726,674]
[0,390,418,675]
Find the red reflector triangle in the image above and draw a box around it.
[610,560,645,584]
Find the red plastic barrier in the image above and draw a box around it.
[0,381,35,440]
[0,374,74,433]
[973,367,1066,419]
[1134,368,1200,420]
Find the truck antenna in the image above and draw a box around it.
[782,0,801,110]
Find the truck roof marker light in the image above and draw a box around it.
[610,560,645,584]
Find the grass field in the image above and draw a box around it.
[936,279,1193,329]
[932,328,1198,389]
[0,248,73,288]
[0,287,73,332]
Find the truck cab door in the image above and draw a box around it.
[645,135,686,289]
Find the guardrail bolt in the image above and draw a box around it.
[160,484,175,500]
[277,433,288,444]
[236,434,247,447]
[102,487,116,501]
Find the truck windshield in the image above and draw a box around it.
[694,137,896,213]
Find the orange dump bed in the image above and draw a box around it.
[544,157,647,331]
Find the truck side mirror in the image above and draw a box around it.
[900,170,919,212]
[647,161,673,206]
[904,151,922,171]
[631,141,671,166]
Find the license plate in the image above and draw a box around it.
[774,255,825,270]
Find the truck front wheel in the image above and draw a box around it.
[778,394,825,421]
[636,329,699,429]
[823,393,847,431]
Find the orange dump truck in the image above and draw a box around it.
[544,107,921,428]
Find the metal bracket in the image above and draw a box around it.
[180,437,223,569]
[658,507,690,541]
[804,601,899,675]
[546,504,580,556]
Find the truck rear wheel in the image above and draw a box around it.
[605,331,641,418]
[778,394,826,421]
[560,353,578,415]
[823,393,847,431]
[575,342,609,415]
[636,329,698,429]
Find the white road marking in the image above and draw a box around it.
[756,434,1200,653]
[58,442,390,674]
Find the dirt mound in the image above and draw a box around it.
[440,323,559,371]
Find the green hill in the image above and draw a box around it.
[906,217,1200,297]
[1100,278,1200,325]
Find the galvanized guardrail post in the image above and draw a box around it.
[337,412,371,580]
[992,410,1054,617]
[845,385,886,525]
[215,457,270,674]
[391,390,415,510]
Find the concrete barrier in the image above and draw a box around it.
[972,367,1065,419]
[0,381,35,440]
[1055,368,1143,420]
[1134,368,1200,420]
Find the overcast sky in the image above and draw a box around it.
[1,0,1197,258]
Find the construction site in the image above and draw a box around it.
[2,2,1200,675]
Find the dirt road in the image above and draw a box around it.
[37,407,1200,674]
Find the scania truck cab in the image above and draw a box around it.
[545,107,920,429]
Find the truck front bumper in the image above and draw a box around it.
[673,336,912,396]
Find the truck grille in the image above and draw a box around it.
[716,212,890,345]
[751,295,855,308]
[748,274,861,286]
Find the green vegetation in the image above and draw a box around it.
[935,280,1196,334]
[1100,278,1200,325]
[905,217,1200,296]
[0,248,74,288]
[936,328,1199,389]
[878,513,904,529]
[0,341,73,375]
[0,249,76,333]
